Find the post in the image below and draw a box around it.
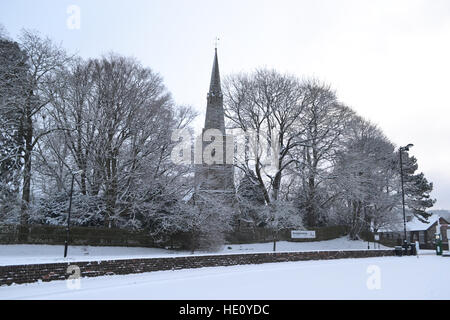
[64,173,75,258]
[435,217,443,256]
[273,230,277,252]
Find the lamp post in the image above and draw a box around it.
[64,170,82,258]
[399,144,413,244]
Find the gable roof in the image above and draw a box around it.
[379,214,448,232]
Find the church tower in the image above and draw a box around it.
[194,48,235,202]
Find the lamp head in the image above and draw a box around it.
[401,144,414,152]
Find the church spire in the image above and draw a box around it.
[208,48,221,96]
[204,48,225,132]
[194,46,235,197]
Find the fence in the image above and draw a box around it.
[227,225,349,244]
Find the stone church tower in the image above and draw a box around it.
[193,48,235,203]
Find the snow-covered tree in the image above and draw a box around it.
[29,192,105,226]
[0,38,28,223]
[0,24,9,40]
[34,54,196,228]
[401,152,435,220]
[236,170,266,228]
[259,200,303,251]
[292,80,353,227]
[147,192,233,252]
[15,30,70,225]
[330,116,400,239]
[223,69,307,204]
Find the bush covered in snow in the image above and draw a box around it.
[29,192,105,227]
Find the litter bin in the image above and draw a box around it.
[410,243,417,255]
[435,233,443,256]
[406,244,414,256]
[395,246,403,256]
[402,244,408,256]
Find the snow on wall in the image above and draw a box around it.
[0,249,394,286]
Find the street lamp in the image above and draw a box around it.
[64,170,83,258]
[399,144,413,244]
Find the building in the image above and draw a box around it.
[378,213,449,249]
[193,48,235,205]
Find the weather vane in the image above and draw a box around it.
[214,37,220,49]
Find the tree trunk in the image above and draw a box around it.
[190,230,196,254]
[105,150,118,228]
[272,170,282,201]
[20,109,33,226]
[349,201,362,240]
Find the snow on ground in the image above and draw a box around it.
[224,236,388,253]
[1,255,448,299]
[0,243,179,266]
[0,237,388,266]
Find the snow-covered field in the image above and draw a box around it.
[0,237,388,266]
[1,255,448,299]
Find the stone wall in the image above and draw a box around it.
[0,224,154,247]
[0,249,394,286]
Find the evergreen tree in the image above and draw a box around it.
[401,152,435,221]
[236,170,266,227]
[0,39,28,222]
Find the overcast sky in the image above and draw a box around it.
[1,0,449,209]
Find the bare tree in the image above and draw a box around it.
[16,30,70,225]
[37,54,197,228]
[224,69,307,204]
[292,80,353,227]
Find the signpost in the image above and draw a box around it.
[291,230,316,239]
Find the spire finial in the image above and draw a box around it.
[214,37,220,50]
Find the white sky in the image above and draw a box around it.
[1,0,449,208]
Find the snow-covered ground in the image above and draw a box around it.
[225,236,388,252]
[0,237,388,266]
[1,255,448,299]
